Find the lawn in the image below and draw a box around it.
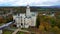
[3,29,13,34]
[0,23,5,26]
[17,31,25,34]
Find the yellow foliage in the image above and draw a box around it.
[45,25,51,31]
[39,25,45,31]
[50,26,60,34]
[53,26,60,31]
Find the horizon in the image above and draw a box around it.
[0,0,60,6]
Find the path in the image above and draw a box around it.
[12,28,19,34]
[12,28,31,34]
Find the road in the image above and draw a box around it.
[0,21,13,30]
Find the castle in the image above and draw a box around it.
[13,5,37,28]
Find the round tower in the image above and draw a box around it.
[26,5,31,17]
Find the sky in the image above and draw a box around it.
[0,0,60,6]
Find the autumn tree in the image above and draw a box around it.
[50,26,60,34]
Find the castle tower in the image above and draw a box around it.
[26,5,31,17]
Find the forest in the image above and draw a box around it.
[36,12,60,34]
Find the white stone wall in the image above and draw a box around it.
[20,14,25,28]
[31,16,36,26]
[13,12,37,28]
[25,18,31,28]
[13,15,16,20]
[15,16,20,27]
[30,13,37,26]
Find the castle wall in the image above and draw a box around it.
[13,5,38,28]
[24,18,31,28]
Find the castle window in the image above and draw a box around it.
[21,23,23,26]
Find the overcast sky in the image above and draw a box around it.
[0,0,60,6]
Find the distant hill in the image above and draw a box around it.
[0,6,60,14]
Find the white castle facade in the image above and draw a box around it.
[13,5,37,28]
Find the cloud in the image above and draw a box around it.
[0,0,60,6]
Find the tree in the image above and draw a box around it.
[39,25,45,31]
[36,13,40,28]
[50,18,56,27]
[50,26,60,34]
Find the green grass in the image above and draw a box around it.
[0,23,4,26]
[17,31,24,34]
[3,31,12,34]
[3,29,13,34]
